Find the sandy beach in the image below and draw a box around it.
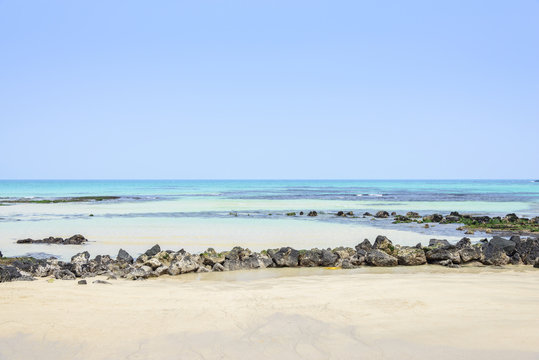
[1,266,538,360]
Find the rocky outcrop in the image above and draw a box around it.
[366,249,398,267]
[298,249,338,267]
[270,247,299,267]
[16,234,88,245]
[374,211,389,218]
[397,247,427,266]
[3,235,539,283]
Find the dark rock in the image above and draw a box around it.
[429,239,451,248]
[450,211,461,217]
[373,235,397,256]
[394,215,410,222]
[534,258,539,268]
[406,212,420,218]
[390,212,397,216]
[201,248,226,266]
[307,211,318,217]
[514,237,539,265]
[117,249,134,264]
[0,251,3,257]
[168,253,199,275]
[16,235,87,245]
[458,246,483,263]
[299,211,304,216]
[270,247,299,267]
[366,249,398,267]
[503,213,519,222]
[144,244,161,257]
[488,236,516,255]
[298,249,337,267]
[54,269,76,280]
[212,263,225,272]
[78,280,87,285]
[397,247,427,266]
[423,214,443,222]
[0,265,22,282]
[510,253,522,265]
[456,238,471,249]
[374,211,389,218]
[444,215,460,223]
[355,239,372,252]
[363,212,373,216]
[426,247,460,264]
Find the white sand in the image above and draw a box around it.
[1,266,538,360]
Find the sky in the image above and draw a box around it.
[0,0,538,179]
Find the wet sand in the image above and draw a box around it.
[1,266,538,360]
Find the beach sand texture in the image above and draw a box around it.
[1,267,538,360]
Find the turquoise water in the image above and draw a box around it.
[1,179,538,212]
[0,180,538,260]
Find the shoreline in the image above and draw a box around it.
[1,267,538,359]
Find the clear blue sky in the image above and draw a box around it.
[1,0,538,179]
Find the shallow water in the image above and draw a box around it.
[0,180,537,260]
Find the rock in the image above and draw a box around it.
[54,269,76,280]
[423,214,443,222]
[397,247,427,266]
[144,244,161,257]
[406,211,420,218]
[212,263,225,272]
[70,252,90,277]
[107,275,118,280]
[363,212,373,216]
[426,247,461,264]
[390,212,397,216]
[394,215,411,222]
[78,280,87,285]
[0,265,22,282]
[373,235,397,256]
[126,266,152,280]
[458,245,483,263]
[0,251,3,258]
[16,235,88,245]
[117,249,134,264]
[168,253,199,275]
[201,248,226,266]
[93,280,111,285]
[456,238,471,249]
[355,239,372,252]
[464,230,475,235]
[145,257,163,270]
[374,211,389,218]
[366,249,398,267]
[270,247,299,267]
[503,213,519,222]
[482,237,516,266]
[307,211,318,217]
[298,249,337,267]
[530,217,539,225]
[332,247,355,260]
[510,253,522,265]
[514,237,539,265]
[534,258,539,268]
[197,266,211,273]
[488,236,516,255]
[349,251,366,266]
[65,234,88,244]
[429,239,451,248]
[444,215,460,223]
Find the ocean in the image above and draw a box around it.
[1,180,538,260]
